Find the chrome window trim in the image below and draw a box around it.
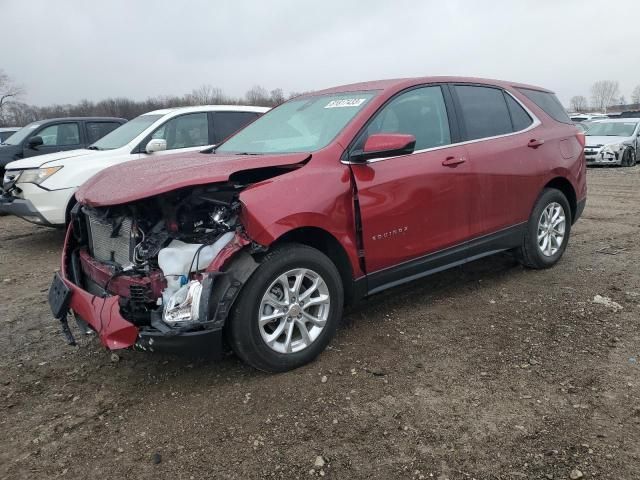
[342,89,541,165]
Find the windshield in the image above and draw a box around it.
[2,122,41,146]
[91,114,162,150]
[215,91,377,154]
[585,121,638,137]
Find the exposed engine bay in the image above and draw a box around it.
[68,182,253,333]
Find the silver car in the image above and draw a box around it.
[584,118,640,166]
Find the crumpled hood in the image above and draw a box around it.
[4,148,94,170]
[76,151,310,207]
[585,135,633,147]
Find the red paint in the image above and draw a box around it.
[363,133,415,154]
[76,152,311,207]
[79,249,166,299]
[61,226,139,350]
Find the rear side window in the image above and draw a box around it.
[86,122,122,144]
[213,112,260,143]
[454,85,512,140]
[505,94,533,131]
[517,88,571,124]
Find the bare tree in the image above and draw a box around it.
[619,95,627,106]
[245,85,270,106]
[569,95,588,112]
[590,80,620,112]
[0,70,24,118]
[269,88,285,106]
[186,85,225,105]
[631,85,640,105]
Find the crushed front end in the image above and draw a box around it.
[50,183,253,356]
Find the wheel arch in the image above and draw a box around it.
[271,227,357,305]
[543,177,577,224]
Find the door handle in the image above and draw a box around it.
[442,156,466,167]
[527,138,545,148]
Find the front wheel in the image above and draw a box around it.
[517,188,572,269]
[227,244,344,372]
[622,148,635,167]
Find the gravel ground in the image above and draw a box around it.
[1,167,639,480]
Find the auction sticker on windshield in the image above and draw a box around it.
[325,98,368,108]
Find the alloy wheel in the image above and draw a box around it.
[537,202,566,257]
[258,268,330,354]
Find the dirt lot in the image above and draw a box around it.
[1,167,639,480]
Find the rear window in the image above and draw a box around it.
[454,85,513,140]
[86,122,122,144]
[213,111,260,143]
[517,88,572,124]
[505,94,533,131]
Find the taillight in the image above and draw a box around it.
[576,131,586,148]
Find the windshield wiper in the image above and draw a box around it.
[87,145,100,150]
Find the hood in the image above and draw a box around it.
[4,148,94,170]
[585,135,633,147]
[76,151,311,207]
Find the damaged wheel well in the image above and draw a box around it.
[273,227,355,305]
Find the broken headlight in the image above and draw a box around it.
[163,280,202,326]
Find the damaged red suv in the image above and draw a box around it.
[50,77,586,372]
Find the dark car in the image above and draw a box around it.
[0,117,126,174]
[0,127,20,143]
[54,76,586,372]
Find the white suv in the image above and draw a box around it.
[0,105,268,226]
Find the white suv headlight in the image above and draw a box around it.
[18,166,63,185]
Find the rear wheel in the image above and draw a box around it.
[227,244,343,372]
[517,189,572,269]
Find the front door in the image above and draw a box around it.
[23,122,82,158]
[348,85,473,288]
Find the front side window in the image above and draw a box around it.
[215,92,377,154]
[361,86,451,151]
[86,122,122,144]
[91,114,162,150]
[585,121,638,137]
[37,123,80,146]
[455,85,513,140]
[150,113,209,150]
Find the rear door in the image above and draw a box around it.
[23,121,82,158]
[348,85,473,283]
[451,84,541,238]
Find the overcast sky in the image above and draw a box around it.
[2,0,639,107]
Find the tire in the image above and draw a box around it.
[517,188,572,269]
[621,148,634,167]
[227,243,344,373]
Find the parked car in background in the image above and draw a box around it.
[0,127,21,143]
[0,106,268,226]
[570,113,608,123]
[51,76,586,372]
[583,118,640,166]
[0,117,126,175]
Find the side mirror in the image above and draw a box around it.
[145,138,167,154]
[28,136,43,149]
[351,133,416,162]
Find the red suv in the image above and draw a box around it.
[50,77,586,372]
